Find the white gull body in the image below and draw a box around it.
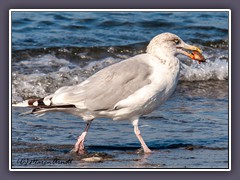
[14,32,201,153]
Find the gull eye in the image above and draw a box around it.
[174,39,180,45]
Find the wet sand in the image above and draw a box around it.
[12,141,228,169]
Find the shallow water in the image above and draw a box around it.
[10,11,229,169]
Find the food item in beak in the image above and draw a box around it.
[191,50,206,64]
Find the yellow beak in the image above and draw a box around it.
[182,42,202,53]
[178,42,202,59]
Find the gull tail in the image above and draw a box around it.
[13,98,76,116]
[12,98,45,108]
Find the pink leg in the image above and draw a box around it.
[73,121,92,153]
[131,118,151,153]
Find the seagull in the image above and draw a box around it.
[13,32,203,154]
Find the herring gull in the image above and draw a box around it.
[13,32,204,153]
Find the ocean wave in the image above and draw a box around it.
[180,58,228,81]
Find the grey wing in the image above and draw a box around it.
[48,55,152,111]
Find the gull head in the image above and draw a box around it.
[146,32,203,61]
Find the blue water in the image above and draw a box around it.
[11,11,229,169]
[12,11,228,50]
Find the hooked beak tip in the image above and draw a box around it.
[194,47,202,53]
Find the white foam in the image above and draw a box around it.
[19,54,70,67]
[180,58,228,81]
